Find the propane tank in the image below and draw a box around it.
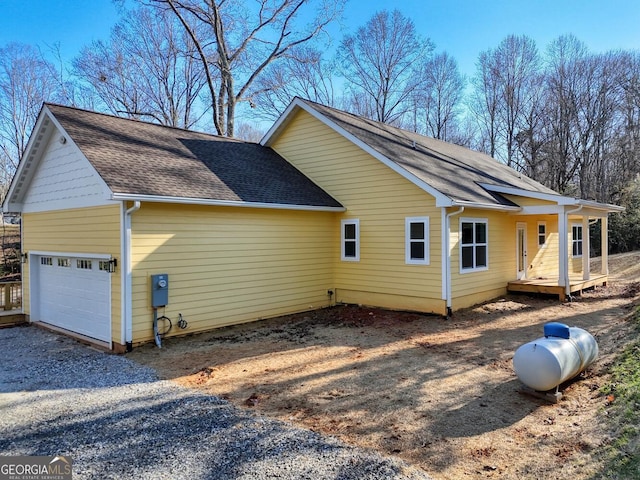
[513,322,598,392]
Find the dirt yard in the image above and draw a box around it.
[130,252,640,479]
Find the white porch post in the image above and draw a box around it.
[558,208,569,295]
[582,215,590,281]
[601,216,609,275]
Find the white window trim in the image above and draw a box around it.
[537,221,547,248]
[571,223,583,258]
[459,217,489,274]
[341,219,360,261]
[405,216,430,265]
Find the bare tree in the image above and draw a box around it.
[472,35,540,167]
[0,43,59,192]
[514,71,547,177]
[470,50,500,158]
[149,0,344,137]
[414,52,464,141]
[539,35,589,194]
[337,9,433,124]
[249,45,338,121]
[74,7,207,129]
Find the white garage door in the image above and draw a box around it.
[32,255,111,343]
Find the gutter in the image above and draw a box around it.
[111,193,346,213]
[450,200,520,212]
[442,206,465,317]
[121,201,140,351]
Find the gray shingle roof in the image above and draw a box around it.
[46,103,342,208]
[296,99,558,206]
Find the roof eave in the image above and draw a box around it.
[111,193,346,212]
[480,183,624,213]
[2,105,53,212]
[450,200,522,212]
[575,199,625,213]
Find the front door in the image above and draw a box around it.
[516,223,527,280]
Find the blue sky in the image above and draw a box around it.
[1,0,639,79]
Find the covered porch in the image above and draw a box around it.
[497,191,623,302]
[507,273,608,301]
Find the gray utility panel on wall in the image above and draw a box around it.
[150,273,169,308]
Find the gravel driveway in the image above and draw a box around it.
[0,326,431,479]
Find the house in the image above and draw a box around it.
[2,98,623,351]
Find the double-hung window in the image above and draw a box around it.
[572,224,583,257]
[405,217,430,265]
[460,218,488,272]
[538,222,547,247]
[341,219,360,261]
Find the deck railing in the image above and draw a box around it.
[0,281,21,310]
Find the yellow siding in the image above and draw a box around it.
[22,205,122,343]
[130,203,336,343]
[527,215,560,278]
[272,109,445,315]
[449,209,515,309]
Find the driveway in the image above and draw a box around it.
[0,325,430,480]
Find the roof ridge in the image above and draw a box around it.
[293,97,557,204]
[297,97,473,154]
[44,102,246,143]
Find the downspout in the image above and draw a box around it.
[562,204,583,298]
[123,201,140,351]
[443,206,464,317]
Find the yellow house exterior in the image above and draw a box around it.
[3,99,623,351]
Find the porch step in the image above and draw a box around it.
[0,311,27,328]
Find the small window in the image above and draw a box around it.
[40,257,53,266]
[406,217,430,265]
[99,261,111,272]
[538,222,546,247]
[57,258,70,267]
[460,218,488,272]
[572,224,583,257]
[77,259,93,270]
[341,219,360,261]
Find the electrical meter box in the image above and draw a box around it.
[151,273,169,307]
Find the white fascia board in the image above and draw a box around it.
[450,200,521,212]
[479,183,576,205]
[28,250,112,260]
[111,193,346,212]
[576,199,625,213]
[481,183,624,213]
[2,107,53,212]
[263,98,455,208]
[514,205,565,215]
[260,99,300,146]
[43,107,114,198]
[3,106,115,213]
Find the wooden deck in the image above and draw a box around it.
[507,274,608,301]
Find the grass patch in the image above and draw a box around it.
[599,305,640,478]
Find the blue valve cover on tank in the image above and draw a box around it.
[543,322,571,339]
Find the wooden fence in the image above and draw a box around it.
[0,282,21,310]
